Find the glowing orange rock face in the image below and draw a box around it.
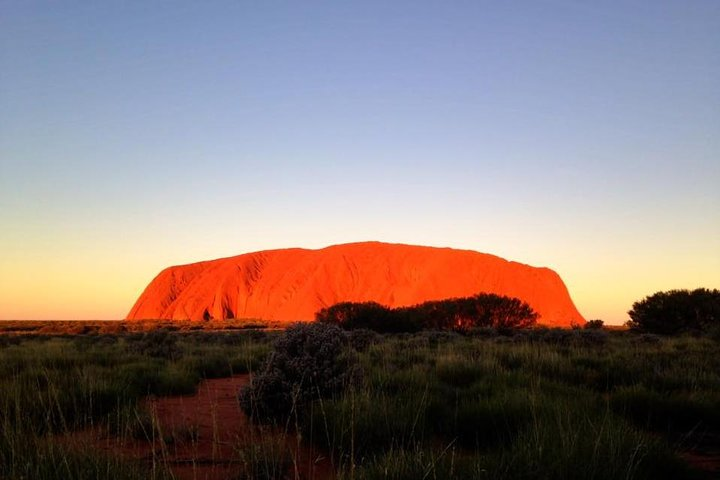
[126,242,585,327]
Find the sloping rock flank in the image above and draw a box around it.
[126,242,585,327]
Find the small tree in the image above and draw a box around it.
[472,293,538,330]
[584,319,604,330]
[627,288,720,335]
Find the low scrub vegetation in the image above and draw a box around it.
[1,321,718,479]
[239,322,361,421]
[240,325,717,479]
[300,332,716,479]
[0,330,272,479]
[316,293,538,332]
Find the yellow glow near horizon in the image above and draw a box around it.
[1,257,143,320]
[2,237,717,324]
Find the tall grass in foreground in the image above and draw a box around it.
[296,331,717,479]
[1,328,718,479]
[0,330,273,480]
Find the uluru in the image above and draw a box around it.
[126,242,585,327]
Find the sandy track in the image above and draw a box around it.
[70,375,333,480]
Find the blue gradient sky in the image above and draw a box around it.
[1,1,718,323]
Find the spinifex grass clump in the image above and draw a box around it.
[239,322,361,422]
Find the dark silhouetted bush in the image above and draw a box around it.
[627,288,720,335]
[239,322,359,422]
[584,319,604,329]
[317,293,538,333]
[316,301,413,332]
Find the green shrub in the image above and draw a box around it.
[239,323,360,421]
[627,288,720,335]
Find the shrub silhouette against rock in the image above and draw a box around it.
[238,322,359,422]
[627,288,720,335]
[317,293,538,333]
[315,302,397,331]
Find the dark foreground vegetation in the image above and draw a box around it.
[0,329,272,479]
[2,321,718,479]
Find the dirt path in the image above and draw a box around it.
[145,375,253,480]
[677,432,720,479]
[72,375,334,480]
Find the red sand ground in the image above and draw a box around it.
[72,376,333,480]
[679,437,720,478]
[127,241,585,327]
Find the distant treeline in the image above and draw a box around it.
[315,293,538,333]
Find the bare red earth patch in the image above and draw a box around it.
[678,433,720,479]
[69,375,333,480]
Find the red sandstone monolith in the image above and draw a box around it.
[126,242,585,327]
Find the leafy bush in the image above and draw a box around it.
[584,319,604,329]
[627,288,720,335]
[317,293,538,333]
[238,322,359,421]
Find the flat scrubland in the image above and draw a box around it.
[1,327,718,479]
[0,319,275,335]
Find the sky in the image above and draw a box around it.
[1,1,718,324]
